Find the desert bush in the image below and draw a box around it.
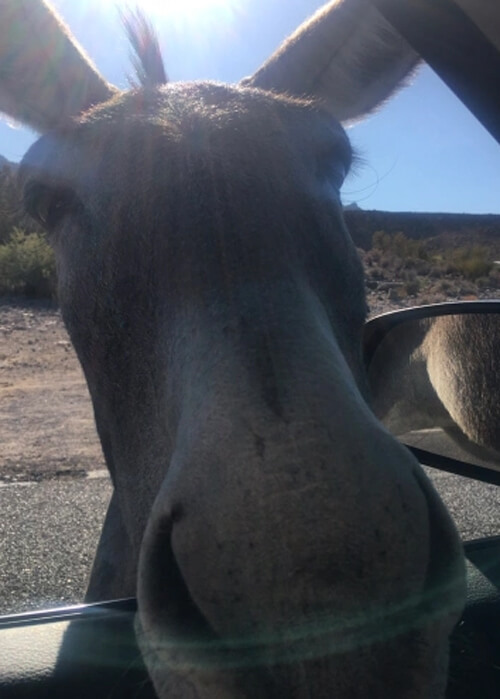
[368,266,386,281]
[437,279,452,293]
[456,281,477,297]
[451,245,493,280]
[372,230,391,252]
[0,228,56,298]
[379,254,393,269]
[0,165,21,244]
[394,232,428,260]
[405,279,422,296]
[428,265,444,279]
[372,230,428,260]
[476,277,490,290]
[401,257,416,270]
[405,278,421,297]
[411,259,429,275]
[488,268,500,288]
[367,249,381,264]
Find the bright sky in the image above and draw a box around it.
[0,0,498,214]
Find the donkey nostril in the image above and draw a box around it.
[170,503,184,523]
[139,506,212,644]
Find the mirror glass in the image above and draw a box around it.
[367,313,500,471]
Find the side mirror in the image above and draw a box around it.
[364,301,500,484]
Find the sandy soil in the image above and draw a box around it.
[0,298,105,484]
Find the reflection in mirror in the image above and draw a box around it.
[367,313,500,472]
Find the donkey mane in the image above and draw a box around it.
[120,9,168,88]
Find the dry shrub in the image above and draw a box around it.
[451,245,493,280]
[0,228,56,298]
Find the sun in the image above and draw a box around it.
[156,0,229,10]
[106,0,245,39]
[114,0,240,22]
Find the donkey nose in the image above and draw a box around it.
[137,501,277,699]
[137,418,464,695]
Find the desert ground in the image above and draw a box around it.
[0,298,110,613]
[0,298,105,484]
[1,294,500,615]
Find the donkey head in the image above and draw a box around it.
[0,1,465,697]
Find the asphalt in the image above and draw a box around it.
[0,475,112,615]
[0,467,499,617]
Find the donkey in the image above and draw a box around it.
[369,312,500,461]
[0,1,465,697]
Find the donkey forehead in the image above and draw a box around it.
[20,82,352,187]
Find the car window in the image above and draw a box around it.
[1,0,500,618]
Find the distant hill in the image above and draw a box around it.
[344,208,500,254]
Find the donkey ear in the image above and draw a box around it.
[0,0,117,133]
[241,0,420,123]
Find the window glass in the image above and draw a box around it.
[0,0,499,616]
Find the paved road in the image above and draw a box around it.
[0,467,499,616]
[0,474,112,615]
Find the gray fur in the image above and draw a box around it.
[369,313,500,461]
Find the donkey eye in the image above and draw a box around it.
[328,162,347,189]
[23,182,81,230]
[316,157,347,191]
[316,145,350,190]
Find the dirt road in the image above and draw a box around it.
[0,298,104,484]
